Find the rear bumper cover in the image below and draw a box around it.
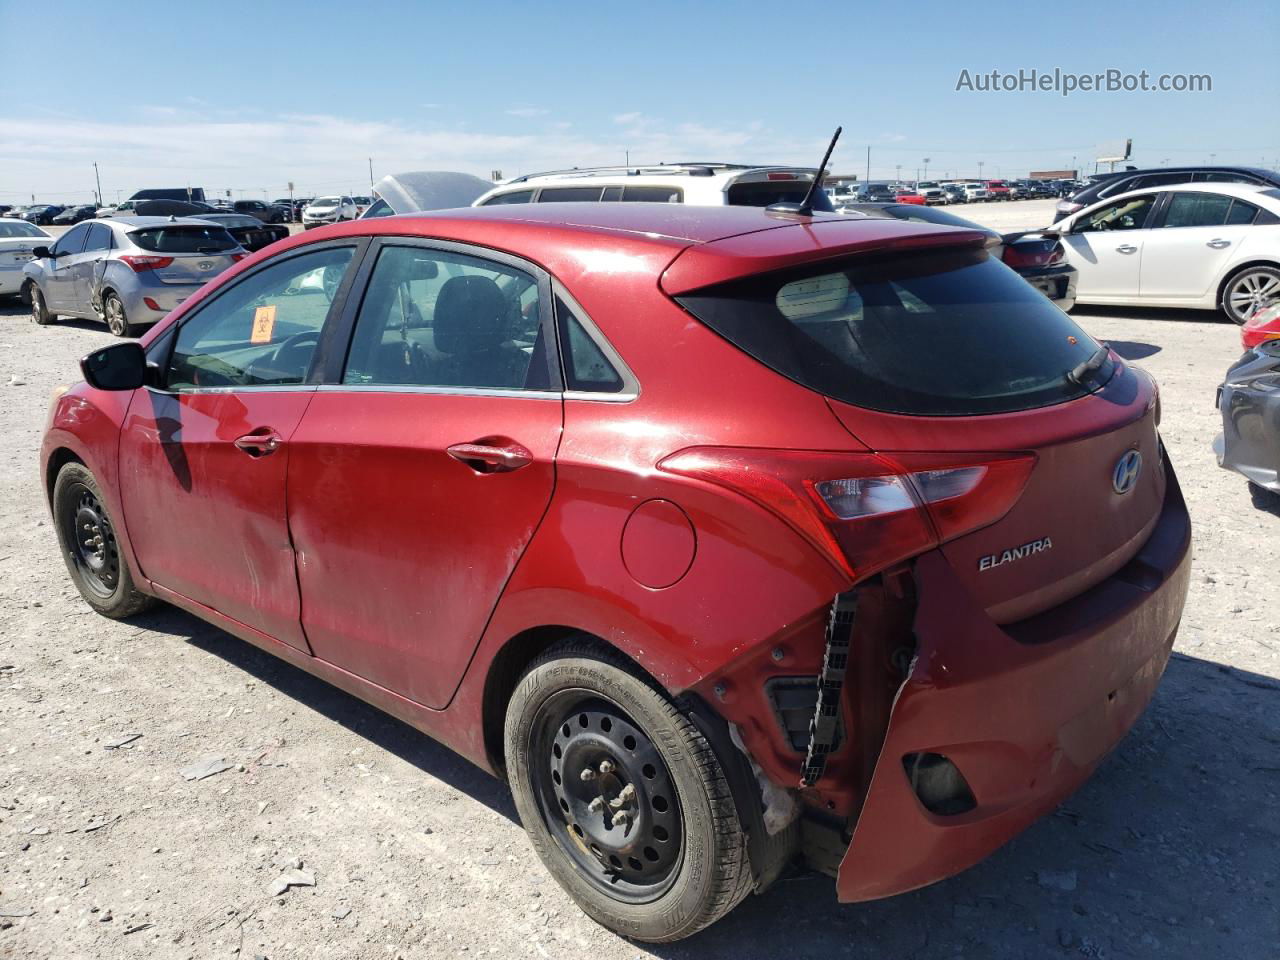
[835,457,1191,902]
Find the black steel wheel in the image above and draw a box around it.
[52,462,155,618]
[532,692,683,902]
[505,640,751,942]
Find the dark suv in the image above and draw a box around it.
[231,199,288,224]
[1054,166,1280,221]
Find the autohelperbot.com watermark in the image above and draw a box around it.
[955,68,1212,97]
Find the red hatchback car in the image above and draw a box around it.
[42,204,1191,942]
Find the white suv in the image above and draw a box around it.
[472,163,835,210]
[302,196,358,229]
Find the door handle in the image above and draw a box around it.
[1206,238,1231,249]
[234,429,283,458]
[1115,244,1138,254]
[446,438,533,474]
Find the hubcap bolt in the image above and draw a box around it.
[610,784,635,809]
[598,760,614,775]
[588,797,605,813]
[612,810,631,827]
[579,768,596,782]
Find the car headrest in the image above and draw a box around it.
[433,275,507,355]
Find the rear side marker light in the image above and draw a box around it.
[659,447,1036,581]
[903,752,976,815]
[118,255,174,273]
[232,252,249,262]
[142,297,161,311]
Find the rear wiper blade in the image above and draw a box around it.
[1067,345,1110,385]
[195,246,222,254]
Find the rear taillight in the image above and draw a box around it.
[658,448,1036,580]
[118,255,173,273]
[1001,241,1064,269]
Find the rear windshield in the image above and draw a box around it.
[676,247,1115,416]
[0,221,45,238]
[726,181,835,212]
[129,226,238,253]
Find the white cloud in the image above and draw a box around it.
[506,107,549,118]
[0,111,820,202]
[878,132,907,142]
[612,111,644,126]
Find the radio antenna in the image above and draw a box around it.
[769,126,841,216]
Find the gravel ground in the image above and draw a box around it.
[1,200,1278,959]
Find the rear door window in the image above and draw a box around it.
[676,247,1114,416]
[621,186,683,203]
[1075,194,1157,232]
[1160,193,1234,228]
[342,244,550,391]
[536,187,604,202]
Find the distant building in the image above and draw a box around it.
[1030,169,1078,180]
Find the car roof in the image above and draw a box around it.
[106,216,229,228]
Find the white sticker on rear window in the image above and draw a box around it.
[775,273,850,320]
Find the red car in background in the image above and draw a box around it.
[985,179,1012,200]
[1242,300,1280,348]
[893,189,927,205]
[43,203,1191,941]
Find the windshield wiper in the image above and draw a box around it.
[1067,345,1110,386]
[195,246,223,254]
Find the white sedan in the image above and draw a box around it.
[0,219,52,300]
[1052,182,1280,323]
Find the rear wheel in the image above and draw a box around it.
[1221,265,1280,325]
[102,292,136,337]
[504,641,751,942]
[30,284,55,325]
[52,462,155,618]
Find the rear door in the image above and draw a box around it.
[118,242,362,649]
[286,239,562,709]
[1139,192,1259,300]
[1061,192,1159,299]
[73,222,114,310]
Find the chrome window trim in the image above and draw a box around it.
[148,385,320,397]
[315,384,558,401]
[551,280,640,403]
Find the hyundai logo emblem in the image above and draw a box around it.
[197,260,214,270]
[1112,450,1142,495]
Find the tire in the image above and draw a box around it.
[52,462,155,619]
[1220,265,1280,325]
[29,284,55,325]
[504,640,751,942]
[102,291,137,337]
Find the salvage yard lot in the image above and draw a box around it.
[1,200,1278,959]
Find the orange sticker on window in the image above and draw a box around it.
[250,305,277,344]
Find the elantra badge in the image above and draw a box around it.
[1112,450,1142,495]
[978,537,1053,572]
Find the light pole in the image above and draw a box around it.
[1161,158,1170,166]
[923,157,930,181]
[978,160,984,180]
[1210,153,1216,165]
[368,157,374,193]
[93,162,103,206]
[895,164,902,183]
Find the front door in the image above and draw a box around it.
[1062,192,1159,300]
[44,222,91,311]
[118,243,359,649]
[286,241,562,708]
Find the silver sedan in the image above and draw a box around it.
[23,216,246,337]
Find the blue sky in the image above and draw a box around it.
[1,0,1275,203]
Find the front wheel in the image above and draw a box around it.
[30,284,55,325]
[504,641,751,942]
[1221,265,1280,325]
[52,462,155,619]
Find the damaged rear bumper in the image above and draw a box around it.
[835,458,1192,902]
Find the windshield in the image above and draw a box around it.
[676,247,1114,416]
[0,221,46,238]
[128,226,238,253]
